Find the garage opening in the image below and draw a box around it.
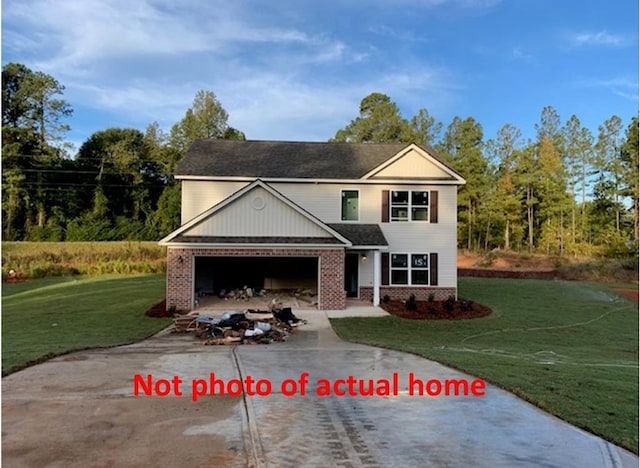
[194,256,318,308]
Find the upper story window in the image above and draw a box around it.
[341,190,359,221]
[391,190,429,222]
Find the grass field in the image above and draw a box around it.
[331,278,639,453]
[2,241,166,280]
[2,274,171,375]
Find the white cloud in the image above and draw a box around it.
[569,30,627,47]
[579,77,639,102]
[6,1,209,67]
[3,0,336,74]
[512,48,533,61]
[353,0,502,7]
[205,65,456,141]
[3,0,460,143]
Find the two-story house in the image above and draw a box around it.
[159,140,465,310]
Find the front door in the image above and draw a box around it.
[344,253,359,298]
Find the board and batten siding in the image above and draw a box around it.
[184,186,332,238]
[370,148,453,179]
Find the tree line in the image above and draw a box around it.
[2,63,244,242]
[2,64,638,257]
[332,93,638,256]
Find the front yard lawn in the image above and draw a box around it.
[2,274,171,375]
[330,278,639,453]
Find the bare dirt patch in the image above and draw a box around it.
[613,289,639,304]
[457,250,563,270]
[144,299,171,317]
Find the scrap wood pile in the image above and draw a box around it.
[172,302,307,345]
[198,286,318,306]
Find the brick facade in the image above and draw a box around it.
[167,247,346,311]
[359,286,457,302]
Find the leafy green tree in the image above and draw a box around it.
[331,93,411,143]
[537,137,572,254]
[562,115,594,247]
[1,63,72,238]
[527,106,571,254]
[594,115,625,232]
[169,90,243,153]
[144,122,181,181]
[485,124,524,250]
[148,184,182,237]
[441,116,489,249]
[620,116,639,241]
[76,128,163,235]
[408,108,442,147]
[511,143,539,252]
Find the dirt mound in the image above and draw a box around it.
[457,250,561,270]
[144,300,171,317]
[458,268,561,280]
[380,299,492,320]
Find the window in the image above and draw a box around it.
[341,190,359,221]
[390,191,429,222]
[390,253,430,285]
[411,191,429,221]
[390,191,409,221]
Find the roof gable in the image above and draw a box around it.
[363,144,465,182]
[159,180,351,246]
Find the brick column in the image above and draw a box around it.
[166,248,193,311]
[318,249,346,310]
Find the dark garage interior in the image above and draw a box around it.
[194,256,318,296]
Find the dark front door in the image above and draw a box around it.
[345,253,359,298]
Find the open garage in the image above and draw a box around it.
[166,248,346,310]
[194,256,318,295]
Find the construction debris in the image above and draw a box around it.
[173,305,307,345]
[197,287,317,308]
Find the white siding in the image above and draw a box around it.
[181,180,247,224]
[359,254,375,287]
[185,186,332,238]
[180,179,459,288]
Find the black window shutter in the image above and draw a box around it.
[430,253,438,285]
[430,190,438,223]
[381,253,389,285]
[381,190,389,223]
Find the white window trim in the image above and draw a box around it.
[389,190,429,223]
[340,188,360,222]
[389,252,430,286]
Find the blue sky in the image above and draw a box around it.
[3,0,638,153]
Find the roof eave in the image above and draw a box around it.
[174,175,465,185]
[160,242,350,249]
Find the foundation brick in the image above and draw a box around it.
[360,287,457,303]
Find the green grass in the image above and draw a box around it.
[2,274,171,375]
[330,278,639,453]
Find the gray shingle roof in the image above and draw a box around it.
[327,224,388,247]
[175,139,456,179]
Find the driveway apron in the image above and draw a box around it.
[2,309,637,468]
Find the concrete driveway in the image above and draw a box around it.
[3,309,637,467]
